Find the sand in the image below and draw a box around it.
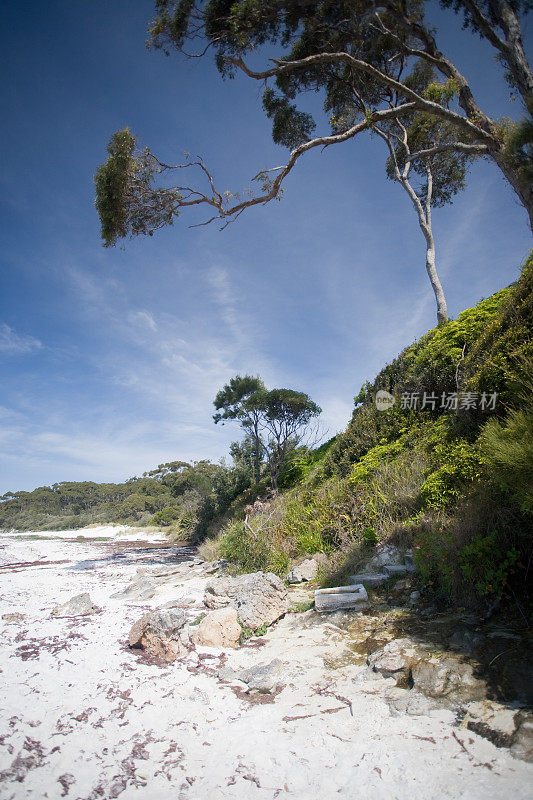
[0,533,531,800]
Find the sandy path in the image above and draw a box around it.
[0,534,531,800]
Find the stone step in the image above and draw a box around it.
[383,564,413,576]
[314,584,368,612]
[349,573,389,587]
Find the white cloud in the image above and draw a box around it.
[129,310,158,332]
[0,324,42,355]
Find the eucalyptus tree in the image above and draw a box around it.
[213,375,266,484]
[213,375,321,491]
[95,1,532,316]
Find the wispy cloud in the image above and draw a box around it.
[0,324,42,355]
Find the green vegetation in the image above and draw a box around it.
[210,252,532,612]
[0,458,253,538]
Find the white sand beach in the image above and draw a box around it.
[0,533,531,800]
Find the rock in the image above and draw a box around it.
[51,593,99,617]
[465,700,519,748]
[448,627,483,654]
[314,584,368,612]
[384,564,411,577]
[385,688,440,716]
[205,572,288,631]
[204,576,240,609]
[511,713,533,762]
[237,659,284,693]
[365,544,404,570]
[112,576,158,600]
[349,573,389,588]
[128,610,188,662]
[287,558,319,584]
[192,607,241,648]
[411,657,486,703]
[367,637,421,678]
[2,612,24,623]
[409,591,421,606]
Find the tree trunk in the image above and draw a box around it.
[423,229,448,325]
[491,148,533,233]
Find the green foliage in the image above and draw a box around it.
[94,128,181,247]
[419,441,483,510]
[213,374,321,491]
[218,520,276,574]
[94,129,137,247]
[414,515,523,605]
[479,370,533,513]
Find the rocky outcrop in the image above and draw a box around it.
[465,700,519,748]
[287,558,319,584]
[192,607,241,648]
[411,657,486,702]
[368,637,486,704]
[367,638,419,677]
[204,572,288,631]
[128,610,189,662]
[51,593,99,617]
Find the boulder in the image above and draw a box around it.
[237,659,284,693]
[204,572,288,631]
[112,575,159,600]
[365,544,404,570]
[287,558,319,584]
[204,576,240,609]
[51,593,99,617]
[385,688,440,716]
[314,584,368,612]
[465,700,519,748]
[511,713,533,763]
[411,657,486,703]
[128,610,189,662]
[367,637,421,678]
[192,607,241,648]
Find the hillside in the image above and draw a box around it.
[209,251,533,612]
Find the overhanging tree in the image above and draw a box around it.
[95,1,532,313]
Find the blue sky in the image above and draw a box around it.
[0,1,531,494]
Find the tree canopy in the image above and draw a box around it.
[213,375,321,490]
[95,0,533,246]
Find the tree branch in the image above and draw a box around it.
[228,54,495,145]
[404,142,489,162]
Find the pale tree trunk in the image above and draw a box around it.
[491,148,533,233]
[422,226,448,325]
[376,124,449,325]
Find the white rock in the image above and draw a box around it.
[51,593,99,617]
[192,607,241,648]
[287,558,319,584]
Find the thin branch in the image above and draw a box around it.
[144,103,419,228]
[228,53,495,145]
[404,142,489,162]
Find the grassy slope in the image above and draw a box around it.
[214,252,533,612]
